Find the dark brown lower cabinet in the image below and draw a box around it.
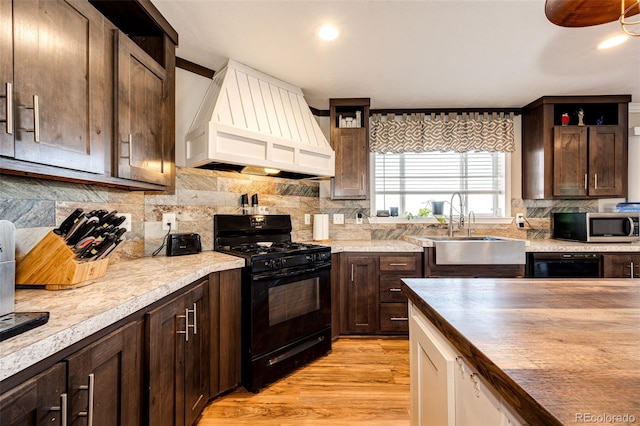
[147,279,210,426]
[66,320,144,426]
[210,269,242,397]
[340,252,421,336]
[0,363,67,426]
[602,254,640,278]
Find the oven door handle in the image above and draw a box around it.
[253,262,331,280]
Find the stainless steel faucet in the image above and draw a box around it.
[448,192,464,237]
[467,211,476,237]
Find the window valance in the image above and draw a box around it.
[370,112,515,154]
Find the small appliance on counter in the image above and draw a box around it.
[616,202,640,212]
[166,233,202,256]
[0,220,49,342]
[552,212,640,243]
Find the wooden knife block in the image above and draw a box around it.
[16,231,109,290]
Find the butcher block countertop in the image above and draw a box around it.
[401,278,640,426]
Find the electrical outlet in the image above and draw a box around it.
[304,214,311,225]
[333,213,344,225]
[162,213,176,231]
[121,213,132,233]
[356,213,363,225]
[515,213,525,229]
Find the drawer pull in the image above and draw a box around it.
[389,288,402,292]
[388,263,408,266]
[390,317,409,321]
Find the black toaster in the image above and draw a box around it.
[166,233,202,256]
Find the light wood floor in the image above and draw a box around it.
[197,338,410,426]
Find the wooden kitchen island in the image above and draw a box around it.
[401,278,640,426]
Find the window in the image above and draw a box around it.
[373,151,506,217]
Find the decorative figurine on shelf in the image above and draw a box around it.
[561,112,570,126]
[596,115,604,125]
[577,109,585,126]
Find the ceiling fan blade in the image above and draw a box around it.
[545,0,639,27]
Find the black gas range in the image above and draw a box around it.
[213,214,332,392]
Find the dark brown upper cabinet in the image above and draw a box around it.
[330,98,370,200]
[522,95,630,199]
[114,31,171,186]
[4,0,111,174]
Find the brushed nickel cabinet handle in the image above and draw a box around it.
[584,174,588,190]
[594,173,598,189]
[0,82,12,134]
[121,134,133,159]
[389,317,408,321]
[630,262,635,279]
[50,392,68,426]
[188,303,197,335]
[177,309,189,341]
[351,264,354,282]
[18,95,39,142]
[78,373,94,426]
[389,263,408,266]
[389,288,402,292]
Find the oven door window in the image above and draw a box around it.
[269,277,320,326]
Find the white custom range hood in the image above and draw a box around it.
[184,59,335,178]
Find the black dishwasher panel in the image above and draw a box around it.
[526,253,601,278]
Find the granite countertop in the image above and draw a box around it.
[0,251,244,382]
[317,239,424,253]
[403,235,640,252]
[402,278,640,426]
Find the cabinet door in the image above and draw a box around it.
[218,269,241,394]
[588,126,624,197]
[344,255,378,334]
[602,254,640,278]
[12,0,109,173]
[408,303,456,426]
[115,31,169,186]
[183,282,210,426]
[148,280,209,426]
[0,363,67,426]
[66,320,143,426]
[454,357,502,426]
[331,128,369,199]
[147,292,185,426]
[553,126,588,197]
[0,0,13,157]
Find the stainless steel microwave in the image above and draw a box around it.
[552,212,640,243]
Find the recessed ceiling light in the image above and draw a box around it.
[316,25,339,41]
[598,34,629,49]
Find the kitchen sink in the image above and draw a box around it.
[423,236,526,265]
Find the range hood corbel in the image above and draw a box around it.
[182,59,335,179]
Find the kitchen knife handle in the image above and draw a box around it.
[78,373,94,426]
[18,95,39,142]
[50,392,68,426]
[1,82,12,134]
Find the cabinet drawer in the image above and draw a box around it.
[380,256,418,272]
[379,276,408,303]
[380,303,408,333]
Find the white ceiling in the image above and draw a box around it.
[152,0,640,110]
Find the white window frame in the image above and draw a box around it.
[369,152,512,224]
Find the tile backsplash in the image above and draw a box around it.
[1,168,601,264]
